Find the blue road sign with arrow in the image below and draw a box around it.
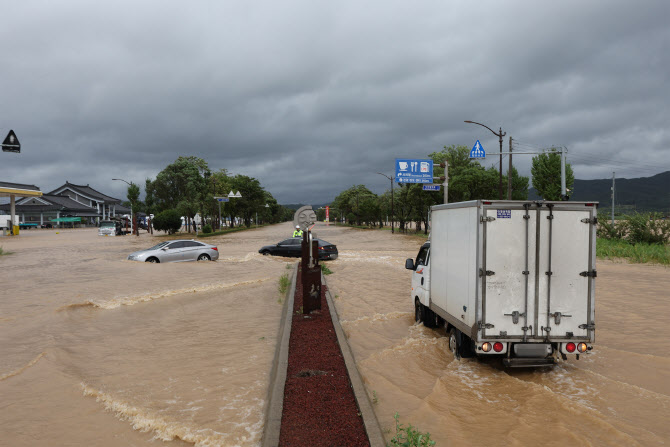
[469,140,485,159]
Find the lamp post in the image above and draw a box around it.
[227,191,242,227]
[257,203,269,227]
[112,178,136,235]
[464,120,506,200]
[376,172,395,233]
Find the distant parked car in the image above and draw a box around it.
[258,237,338,261]
[127,240,219,263]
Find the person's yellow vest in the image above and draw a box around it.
[293,229,303,237]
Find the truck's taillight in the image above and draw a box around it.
[493,342,503,352]
[566,342,576,353]
[482,342,492,352]
[577,342,587,353]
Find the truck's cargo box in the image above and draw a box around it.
[429,200,596,345]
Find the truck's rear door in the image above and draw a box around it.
[536,205,595,341]
[481,202,596,342]
[481,205,536,340]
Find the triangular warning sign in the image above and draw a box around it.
[2,130,21,153]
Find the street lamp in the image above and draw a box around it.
[376,172,394,234]
[464,120,506,200]
[227,191,242,227]
[257,203,269,227]
[112,178,137,236]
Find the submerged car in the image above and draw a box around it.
[128,240,219,263]
[258,237,338,260]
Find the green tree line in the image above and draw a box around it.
[125,156,294,234]
[322,145,573,233]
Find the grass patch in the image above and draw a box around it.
[278,272,290,295]
[597,238,670,265]
[387,412,435,447]
[0,246,11,256]
[320,264,333,275]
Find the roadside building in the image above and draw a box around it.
[0,181,130,227]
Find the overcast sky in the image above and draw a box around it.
[1,1,668,204]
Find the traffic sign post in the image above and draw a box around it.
[2,130,21,153]
[469,140,485,159]
[395,158,433,183]
[422,184,441,191]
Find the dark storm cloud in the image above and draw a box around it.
[1,0,668,203]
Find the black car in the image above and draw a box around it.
[259,237,338,260]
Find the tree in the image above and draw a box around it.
[126,182,141,235]
[531,149,574,200]
[504,166,530,200]
[152,209,182,235]
[146,156,211,232]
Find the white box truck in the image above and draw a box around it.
[406,200,597,367]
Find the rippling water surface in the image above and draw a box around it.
[1,223,668,446]
[0,225,294,447]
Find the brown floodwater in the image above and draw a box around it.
[0,225,294,447]
[321,224,670,447]
[1,222,668,446]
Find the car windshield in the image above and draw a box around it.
[146,242,170,250]
[100,221,115,228]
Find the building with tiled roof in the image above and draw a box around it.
[0,181,130,226]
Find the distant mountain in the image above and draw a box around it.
[530,171,670,213]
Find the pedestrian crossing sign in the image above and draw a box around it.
[469,140,485,159]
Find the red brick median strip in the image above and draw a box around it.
[279,267,370,447]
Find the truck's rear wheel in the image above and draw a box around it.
[448,328,461,358]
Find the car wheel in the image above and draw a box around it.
[262,251,270,256]
[146,257,159,263]
[197,254,211,261]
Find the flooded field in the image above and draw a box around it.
[1,222,668,446]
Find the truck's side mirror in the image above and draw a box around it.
[405,258,415,270]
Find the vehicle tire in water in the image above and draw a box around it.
[262,251,270,256]
[415,299,425,323]
[423,307,440,328]
[197,254,211,261]
[448,328,461,359]
[146,257,159,263]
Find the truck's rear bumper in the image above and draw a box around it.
[502,357,557,368]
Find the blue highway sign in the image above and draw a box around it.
[469,140,485,159]
[422,184,441,191]
[395,158,434,183]
[217,198,229,202]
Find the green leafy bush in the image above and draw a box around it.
[597,213,670,245]
[387,413,436,447]
[152,209,182,235]
[202,224,213,234]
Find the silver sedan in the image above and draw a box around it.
[127,240,219,263]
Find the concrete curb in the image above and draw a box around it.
[323,272,386,447]
[261,263,297,447]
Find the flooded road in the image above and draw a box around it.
[320,224,670,446]
[0,225,294,447]
[1,222,668,446]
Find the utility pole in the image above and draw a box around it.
[612,172,616,225]
[561,146,567,199]
[508,137,513,200]
[377,173,395,233]
[464,121,506,199]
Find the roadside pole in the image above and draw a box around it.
[561,146,567,199]
[508,137,513,200]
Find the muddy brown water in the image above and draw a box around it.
[1,223,669,446]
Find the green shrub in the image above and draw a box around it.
[278,272,290,295]
[597,238,670,265]
[597,213,670,245]
[387,413,435,447]
[202,224,213,234]
[152,209,182,235]
[321,264,333,275]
